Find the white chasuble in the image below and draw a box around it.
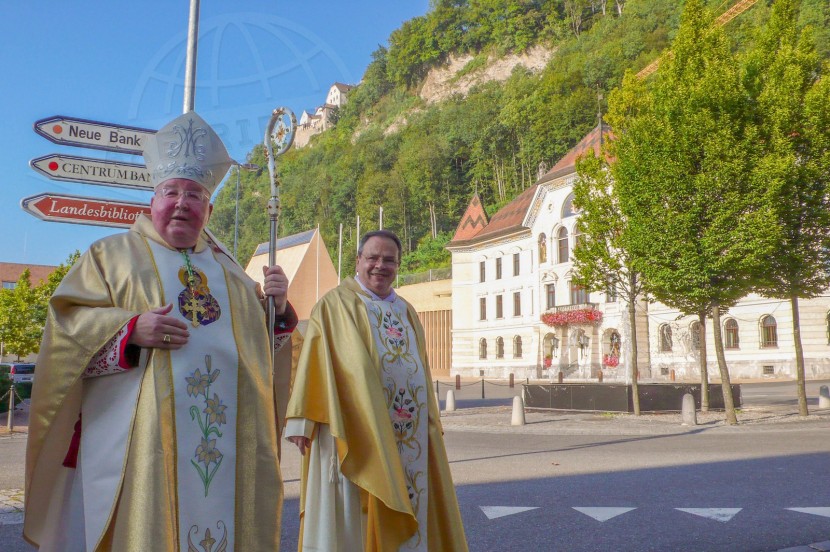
[359,295,429,551]
[148,242,238,551]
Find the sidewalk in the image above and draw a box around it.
[439,403,830,436]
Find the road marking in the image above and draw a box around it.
[480,506,539,520]
[786,507,830,518]
[572,507,636,522]
[675,508,742,522]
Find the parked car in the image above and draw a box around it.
[0,363,35,384]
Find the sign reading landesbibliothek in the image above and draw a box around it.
[21,193,151,229]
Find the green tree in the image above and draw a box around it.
[0,271,41,360]
[744,0,830,417]
[572,148,646,414]
[607,0,774,425]
[33,251,81,334]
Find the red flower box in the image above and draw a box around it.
[541,308,603,327]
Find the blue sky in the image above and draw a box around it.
[1,1,429,268]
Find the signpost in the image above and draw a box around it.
[30,153,152,190]
[20,193,150,229]
[33,115,156,155]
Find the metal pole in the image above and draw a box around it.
[7,387,14,432]
[379,206,383,230]
[481,378,485,399]
[234,167,240,258]
[183,0,201,113]
[337,223,343,283]
[356,216,361,254]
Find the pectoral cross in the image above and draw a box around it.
[183,295,206,327]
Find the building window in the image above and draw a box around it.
[479,261,485,283]
[496,295,503,318]
[760,315,778,348]
[479,338,487,359]
[690,321,702,351]
[2,281,15,290]
[724,319,739,349]
[562,192,577,218]
[513,336,523,358]
[538,234,547,264]
[557,227,569,263]
[496,257,502,279]
[605,280,617,303]
[513,292,521,316]
[659,324,673,352]
[569,282,587,305]
[546,283,556,310]
[496,337,504,359]
[513,253,520,276]
[479,298,487,321]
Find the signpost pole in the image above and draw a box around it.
[183,0,201,113]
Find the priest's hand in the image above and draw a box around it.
[287,435,310,456]
[262,265,288,315]
[129,303,190,349]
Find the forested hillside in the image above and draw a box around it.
[208,0,830,277]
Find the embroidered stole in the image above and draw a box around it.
[359,295,429,551]
[148,242,238,551]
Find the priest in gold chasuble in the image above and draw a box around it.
[24,111,296,552]
[285,230,468,552]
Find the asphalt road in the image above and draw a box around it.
[2,380,828,551]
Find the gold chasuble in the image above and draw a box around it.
[25,214,288,551]
[286,278,468,552]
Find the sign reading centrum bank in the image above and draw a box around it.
[30,154,152,190]
[20,193,150,229]
[33,115,156,155]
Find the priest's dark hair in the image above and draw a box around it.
[358,230,402,261]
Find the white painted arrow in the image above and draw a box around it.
[675,508,741,522]
[786,507,830,518]
[572,507,636,522]
[480,506,539,520]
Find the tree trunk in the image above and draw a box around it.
[698,311,709,412]
[711,303,737,425]
[790,295,809,417]
[627,272,640,415]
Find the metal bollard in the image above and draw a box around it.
[7,386,14,432]
[670,369,676,382]
[558,371,564,384]
[681,393,697,426]
[445,389,456,412]
[455,374,461,390]
[597,370,603,383]
[511,395,526,426]
[481,379,485,399]
[819,385,830,410]
[509,373,514,388]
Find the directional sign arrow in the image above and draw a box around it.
[30,154,152,190]
[20,192,150,229]
[33,115,155,155]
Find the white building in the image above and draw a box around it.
[447,124,830,381]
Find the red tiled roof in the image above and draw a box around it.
[538,122,613,184]
[0,262,58,286]
[451,194,489,243]
[473,184,538,241]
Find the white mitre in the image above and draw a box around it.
[143,111,233,194]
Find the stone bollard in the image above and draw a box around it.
[511,395,526,426]
[681,393,697,426]
[445,389,456,412]
[819,385,830,410]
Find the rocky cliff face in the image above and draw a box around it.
[418,45,554,104]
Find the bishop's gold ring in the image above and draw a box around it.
[163,334,171,344]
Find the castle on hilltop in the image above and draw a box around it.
[294,82,354,148]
